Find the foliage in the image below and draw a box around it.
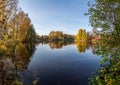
[0,42,37,85]
[76,29,87,41]
[39,31,75,41]
[0,0,36,51]
[0,0,18,50]
[12,79,23,85]
[86,1,120,84]
[49,31,64,40]
[10,9,35,42]
[86,0,120,38]
[0,0,37,84]
[25,24,36,43]
[89,35,120,85]
[86,32,92,41]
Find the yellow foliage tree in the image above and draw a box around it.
[76,29,87,41]
[0,0,35,51]
[0,0,17,50]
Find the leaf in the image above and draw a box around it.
[96,76,99,80]
[0,45,7,50]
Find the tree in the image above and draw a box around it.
[25,24,36,43]
[49,31,64,40]
[89,38,120,85]
[86,32,92,41]
[10,9,32,42]
[0,0,36,51]
[86,0,120,38]
[86,1,120,84]
[0,0,18,50]
[76,29,87,41]
[16,10,31,41]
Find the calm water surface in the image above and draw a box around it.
[25,43,101,85]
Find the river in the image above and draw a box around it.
[25,42,101,85]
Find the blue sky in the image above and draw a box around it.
[19,0,92,35]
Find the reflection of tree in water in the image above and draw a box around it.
[15,43,30,70]
[0,42,37,85]
[49,41,63,49]
[0,57,15,85]
[90,38,120,84]
[75,41,87,53]
[43,41,74,49]
[39,41,96,54]
[25,42,36,58]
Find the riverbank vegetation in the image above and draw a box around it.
[86,0,120,84]
[0,0,37,85]
[37,28,101,44]
[0,0,36,52]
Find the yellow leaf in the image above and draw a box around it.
[0,45,7,50]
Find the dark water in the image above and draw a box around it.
[25,43,101,85]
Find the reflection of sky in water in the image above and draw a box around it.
[28,44,101,85]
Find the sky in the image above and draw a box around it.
[19,0,93,35]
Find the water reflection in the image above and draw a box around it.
[75,41,87,53]
[48,41,74,49]
[15,44,30,70]
[29,41,101,85]
[39,41,97,53]
[0,41,100,85]
[0,42,36,85]
[49,41,64,49]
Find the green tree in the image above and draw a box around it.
[25,24,36,43]
[85,0,120,84]
[86,0,120,38]
[89,38,120,85]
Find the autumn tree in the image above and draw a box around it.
[0,0,36,51]
[86,0,120,38]
[17,11,31,41]
[0,0,18,50]
[76,29,87,41]
[49,31,64,41]
[9,9,32,42]
[0,0,17,30]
